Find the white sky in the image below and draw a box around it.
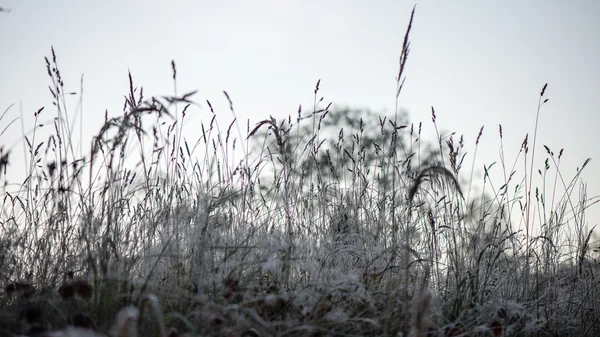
[1,1,599,236]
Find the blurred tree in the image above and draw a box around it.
[249,105,442,191]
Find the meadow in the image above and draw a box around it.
[1,9,599,337]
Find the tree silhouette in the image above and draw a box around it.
[249,106,442,191]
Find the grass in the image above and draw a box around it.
[1,7,599,337]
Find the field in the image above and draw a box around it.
[1,9,599,337]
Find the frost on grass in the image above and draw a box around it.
[1,13,599,337]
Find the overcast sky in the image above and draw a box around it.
[1,1,599,236]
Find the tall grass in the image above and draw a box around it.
[1,8,599,337]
